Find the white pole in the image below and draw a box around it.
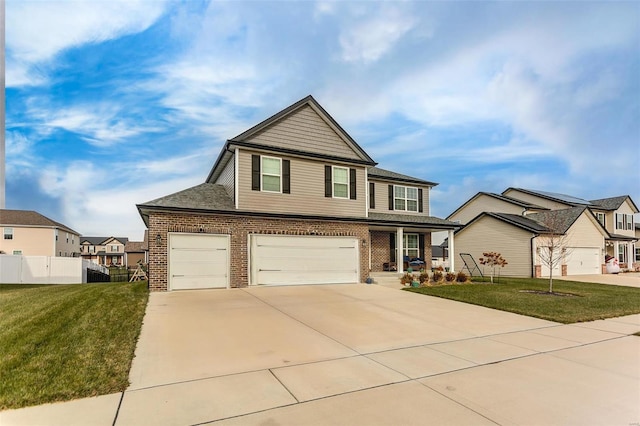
[448,229,455,271]
[397,227,404,273]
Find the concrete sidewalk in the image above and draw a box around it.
[2,284,639,426]
[556,272,640,288]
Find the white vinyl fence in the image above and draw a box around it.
[0,256,109,284]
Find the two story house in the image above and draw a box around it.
[448,188,637,277]
[80,236,129,266]
[0,209,80,257]
[138,96,459,291]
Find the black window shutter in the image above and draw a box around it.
[324,165,332,197]
[349,168,356,200]
[388,185,394,210]
[282,160,290,194]
[390,233,396,263]
[418,188,423,213]
[251,155,260,191]
[419,234,425,260]
[369,182,375,209]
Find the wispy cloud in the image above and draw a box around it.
[6,0,168,86]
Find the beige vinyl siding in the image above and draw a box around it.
[612,200,637,237]
[237,150,366,217]
[370,179,430,216]
[565,213,605,248]
[449,195,527,225]
[54,230,80,257]
[454,215,533,277]
[0,227,55,256]
[503,189,572,210]
[246,105,361,160]
[215,155,235,201]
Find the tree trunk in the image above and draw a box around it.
[549,269,553,293]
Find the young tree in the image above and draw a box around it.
[535,212,573,294]
[478,252,508,283]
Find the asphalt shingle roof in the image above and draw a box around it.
[125,241,147,252]
[368,167,437,186]
[484,212,551,233]
[368,212,459,228]
[527,206,588,234]
[590,196,633,211]
[506,188,593,206]
[0,209,79,235]
[140,183,235,211]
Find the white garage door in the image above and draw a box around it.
[250,235,359,285]
[567,247,601,275]
[169,233,229,290]
[541,247,601,277]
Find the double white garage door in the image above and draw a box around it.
[169,233,359,290]
[540,247,601,277]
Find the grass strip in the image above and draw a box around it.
[0,282,148,410]
[406,277,640,324]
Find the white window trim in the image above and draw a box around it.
[403,233,420,258]
[3,227,13,240]
[394,185,419,212]
[332,166,349,199]
[261,155,282,193]
[595,212,605,227]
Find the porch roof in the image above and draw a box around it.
[367,212,460,231]
[607,233,638,242]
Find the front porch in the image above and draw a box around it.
[368,226,456,275]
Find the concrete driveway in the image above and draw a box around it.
[3,284,639,425]
[556,272,640,288]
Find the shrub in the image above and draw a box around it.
[456,271,468,283]
[419,272,430,284]
[400,273,414,286]
[432,270,443,282]
[445,272,456,282]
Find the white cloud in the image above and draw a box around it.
[339,4,419,64]
[6,0,168,86]
[28,103,160,147]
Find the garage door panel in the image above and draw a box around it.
[251,235,359,285]
[169,234,229,290]
[567,248,600,275]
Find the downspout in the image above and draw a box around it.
[531,234,538,278]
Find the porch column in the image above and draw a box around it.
[397,227,404,274]
[448,229,455,272]
[615,241,620,262]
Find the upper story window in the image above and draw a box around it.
[66,233,69,243]
[262,156,281,192]
[394,185,419,212]
[616,213,634,230]
[252,155,290,194]
[594,212,606,227]
[4,227,13,240]
[111,245,120,252]
[333,167,349,198]
[324,166,356,200]
[55,229,58,241]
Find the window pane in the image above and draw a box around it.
[404,234,418,249]
[407,187,418,200]
[395,199,405,210]
[407,249,419,258]
[334,182,348,198]
[262,157,280,175]
[407,200,418,211]
[333,167,348,184]
[394,186,405,198]
[263,175,280,192]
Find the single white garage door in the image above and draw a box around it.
[566,247,601,275]
[541,247,601,277]
[168,233,229,290]
[250,235,359,285]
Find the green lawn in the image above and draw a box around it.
[406,277,640,324]
[0,282,149,410]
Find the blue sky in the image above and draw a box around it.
[5,0,640,240]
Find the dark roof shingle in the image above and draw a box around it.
[0,209,79,235]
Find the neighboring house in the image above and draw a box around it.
[125,231,148,267]
[635,223,640,269]
[448,188,638,277]
[431,244,449,269]
[137,95,459,291]
[503,189,638,270]
[80,236,129,266]
[453,207,607,277]
[0,209,80,257]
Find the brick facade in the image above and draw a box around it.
[148,211,370,291]
[369,230,433,272]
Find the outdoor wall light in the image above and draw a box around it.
[156,233,162,245]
